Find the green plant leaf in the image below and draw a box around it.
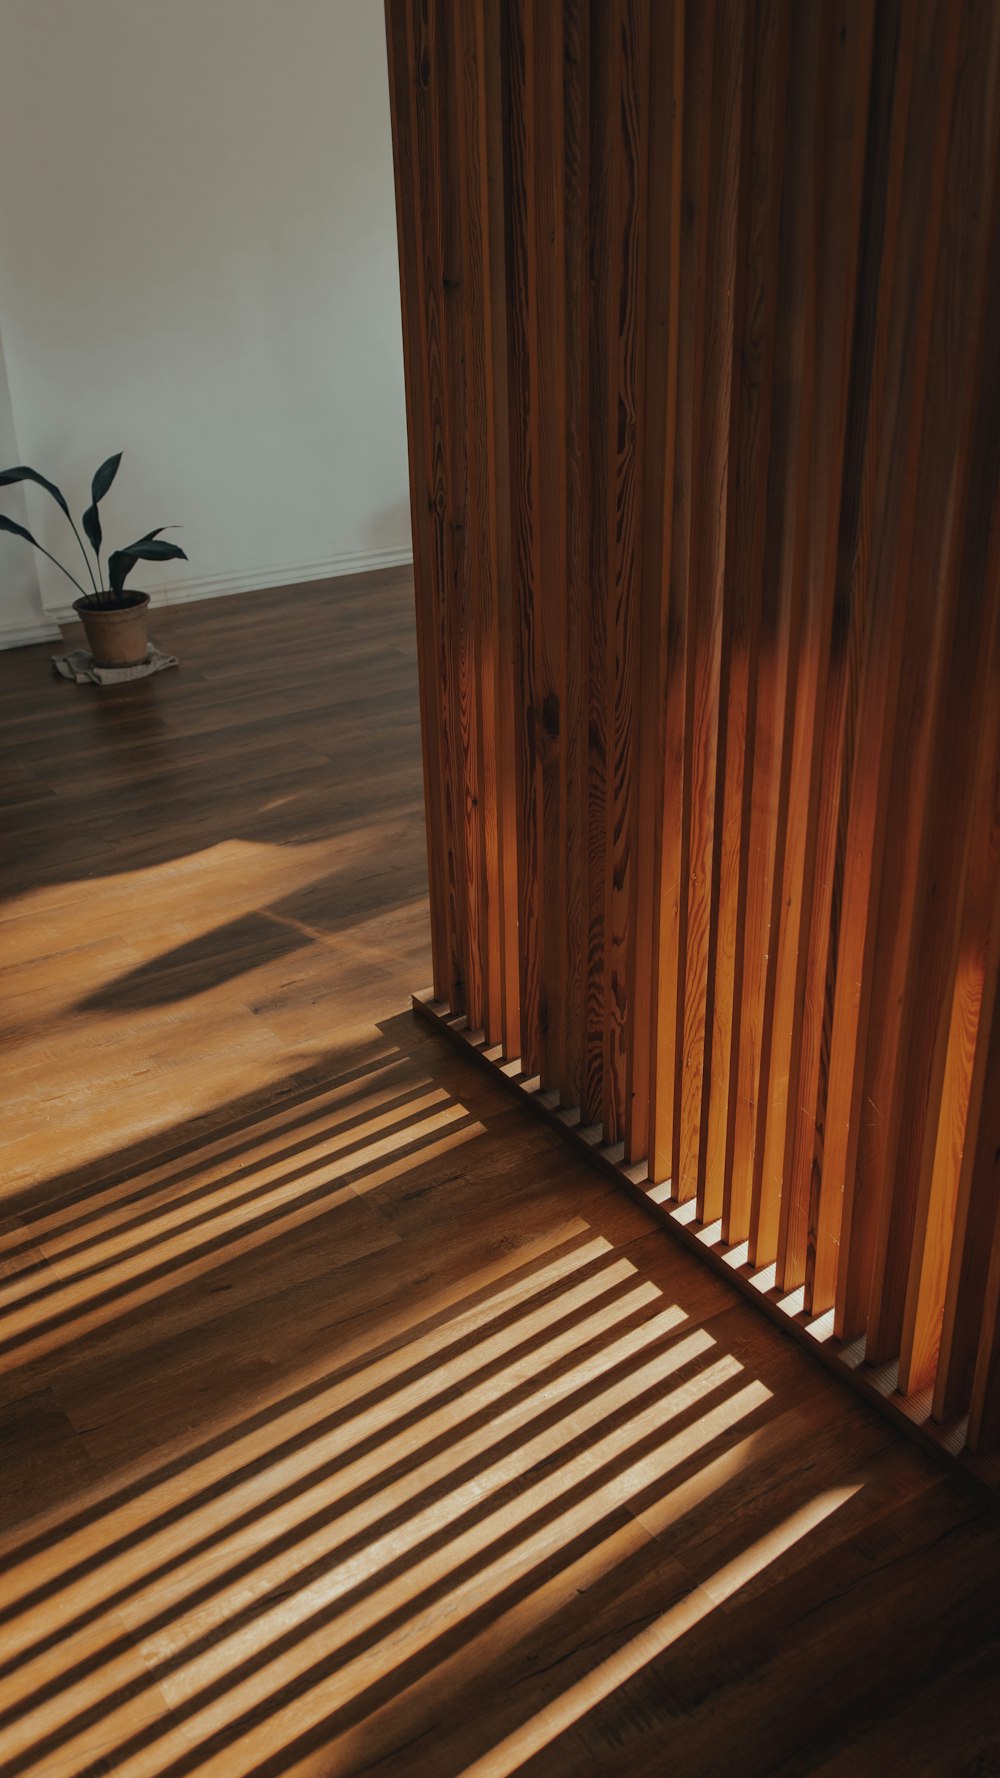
[81,452,123,558]
[0,510,90,598]
[124,527,167,546]
[127,539,188,561]
[108,535,187,600]
[0,511,40,548]
[91,453,122,504]
[0,465,71,519]
[0,464,72,520]
[108,549,135,600]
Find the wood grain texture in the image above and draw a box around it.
[385,0,453,1003]
[676,0,742,1206]
[455,0,504,1048]
[14,579,1000,1776]
[803,0,917,1315]
[626,0,685,1168]
[862,0,1000,1369]
[746,0,823,1270]
[773,0,874,1292]
[388,0,1000,1458]
[966,992,1000,1450]
[601,0,648,1147]
[703,0,789,1227]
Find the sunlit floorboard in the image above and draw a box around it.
[1,577,998,1778]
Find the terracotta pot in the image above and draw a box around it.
[73,592,151,668]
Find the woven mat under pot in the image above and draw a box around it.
[52,644,179,686]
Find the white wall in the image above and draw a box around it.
[0,330,59,645]
[0,0,411,635]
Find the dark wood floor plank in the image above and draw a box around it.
[1,573,996,1778]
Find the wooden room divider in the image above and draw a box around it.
[385,0,1000,1476]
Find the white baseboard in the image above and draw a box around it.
[41,545,414,625]
[0,616,63,650]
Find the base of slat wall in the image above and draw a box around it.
[413,989,1000,1499]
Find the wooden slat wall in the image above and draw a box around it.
[386,0,1000,1459]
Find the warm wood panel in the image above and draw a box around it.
[387,0,1000,1461]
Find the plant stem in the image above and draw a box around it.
[29,541,89,601]
[68,518,100,595]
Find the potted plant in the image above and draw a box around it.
[0,454,187,667]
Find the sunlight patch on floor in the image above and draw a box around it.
[450,1486,861,1778]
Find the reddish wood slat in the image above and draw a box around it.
[774,0,875,1292]
[703,0,790,1226]
[804,0,919,1312]
[676,0,743,1204]
[860,0,1000,1365]
[386,0,1000,1460]
[384,0,453,1003]
[626,0,685,1168]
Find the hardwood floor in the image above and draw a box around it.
[0,575,997,1778]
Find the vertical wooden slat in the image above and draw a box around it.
[580,0,618,1128]
[626,0,684,1167]
[860,0,998,1365]
[747,0,824,1266]
[480,0,522,1061]
[774,0,875,1292]
[455,0,501,1045]
[895,59,1000,1387]
[414,0,472,1017]
[430,0,481,1031]
[832,0,963,1341]
[812,0,935,1322]
[964,992,1000,1449]
[803,0,915,1311]
[389,0,1000,1459]
[900,577,1000,1395]
[530,0,571,1096]
[728,0,819,1248]
[384,0,453,1004]
[934,799,1000,1422]
[786,0,903,1308]
[561,0,590,1107]
[504,0,543,1076]
[934,948,1000,1423]
[676,0,743,1203]
[704,0,789,1226]
[648,0,703,1189]
[601,0,649,1144]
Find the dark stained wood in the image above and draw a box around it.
[647,0,700,1193]
[702,0,789,1228]
[746,0,824,1270]
[773,0,875,1292]
[675,0,742,1205]
[626,0,685,1168]
[862,0,1000,1368]
[935,851,1000,1425]
[580,0,615,1129]
[727,0,818,1252]
[529,0,572,1101]
[816,0,937,1328]
[898,110,1000,1394]
[758,0,873,1282]
[504,0,543,1080]
[560,0,590,1114]
[454,0,503,1048]
[600,0,647,1146]
[387,0,1000,1482]
[967,1000,1000,1450]
[385,10,453,1005]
